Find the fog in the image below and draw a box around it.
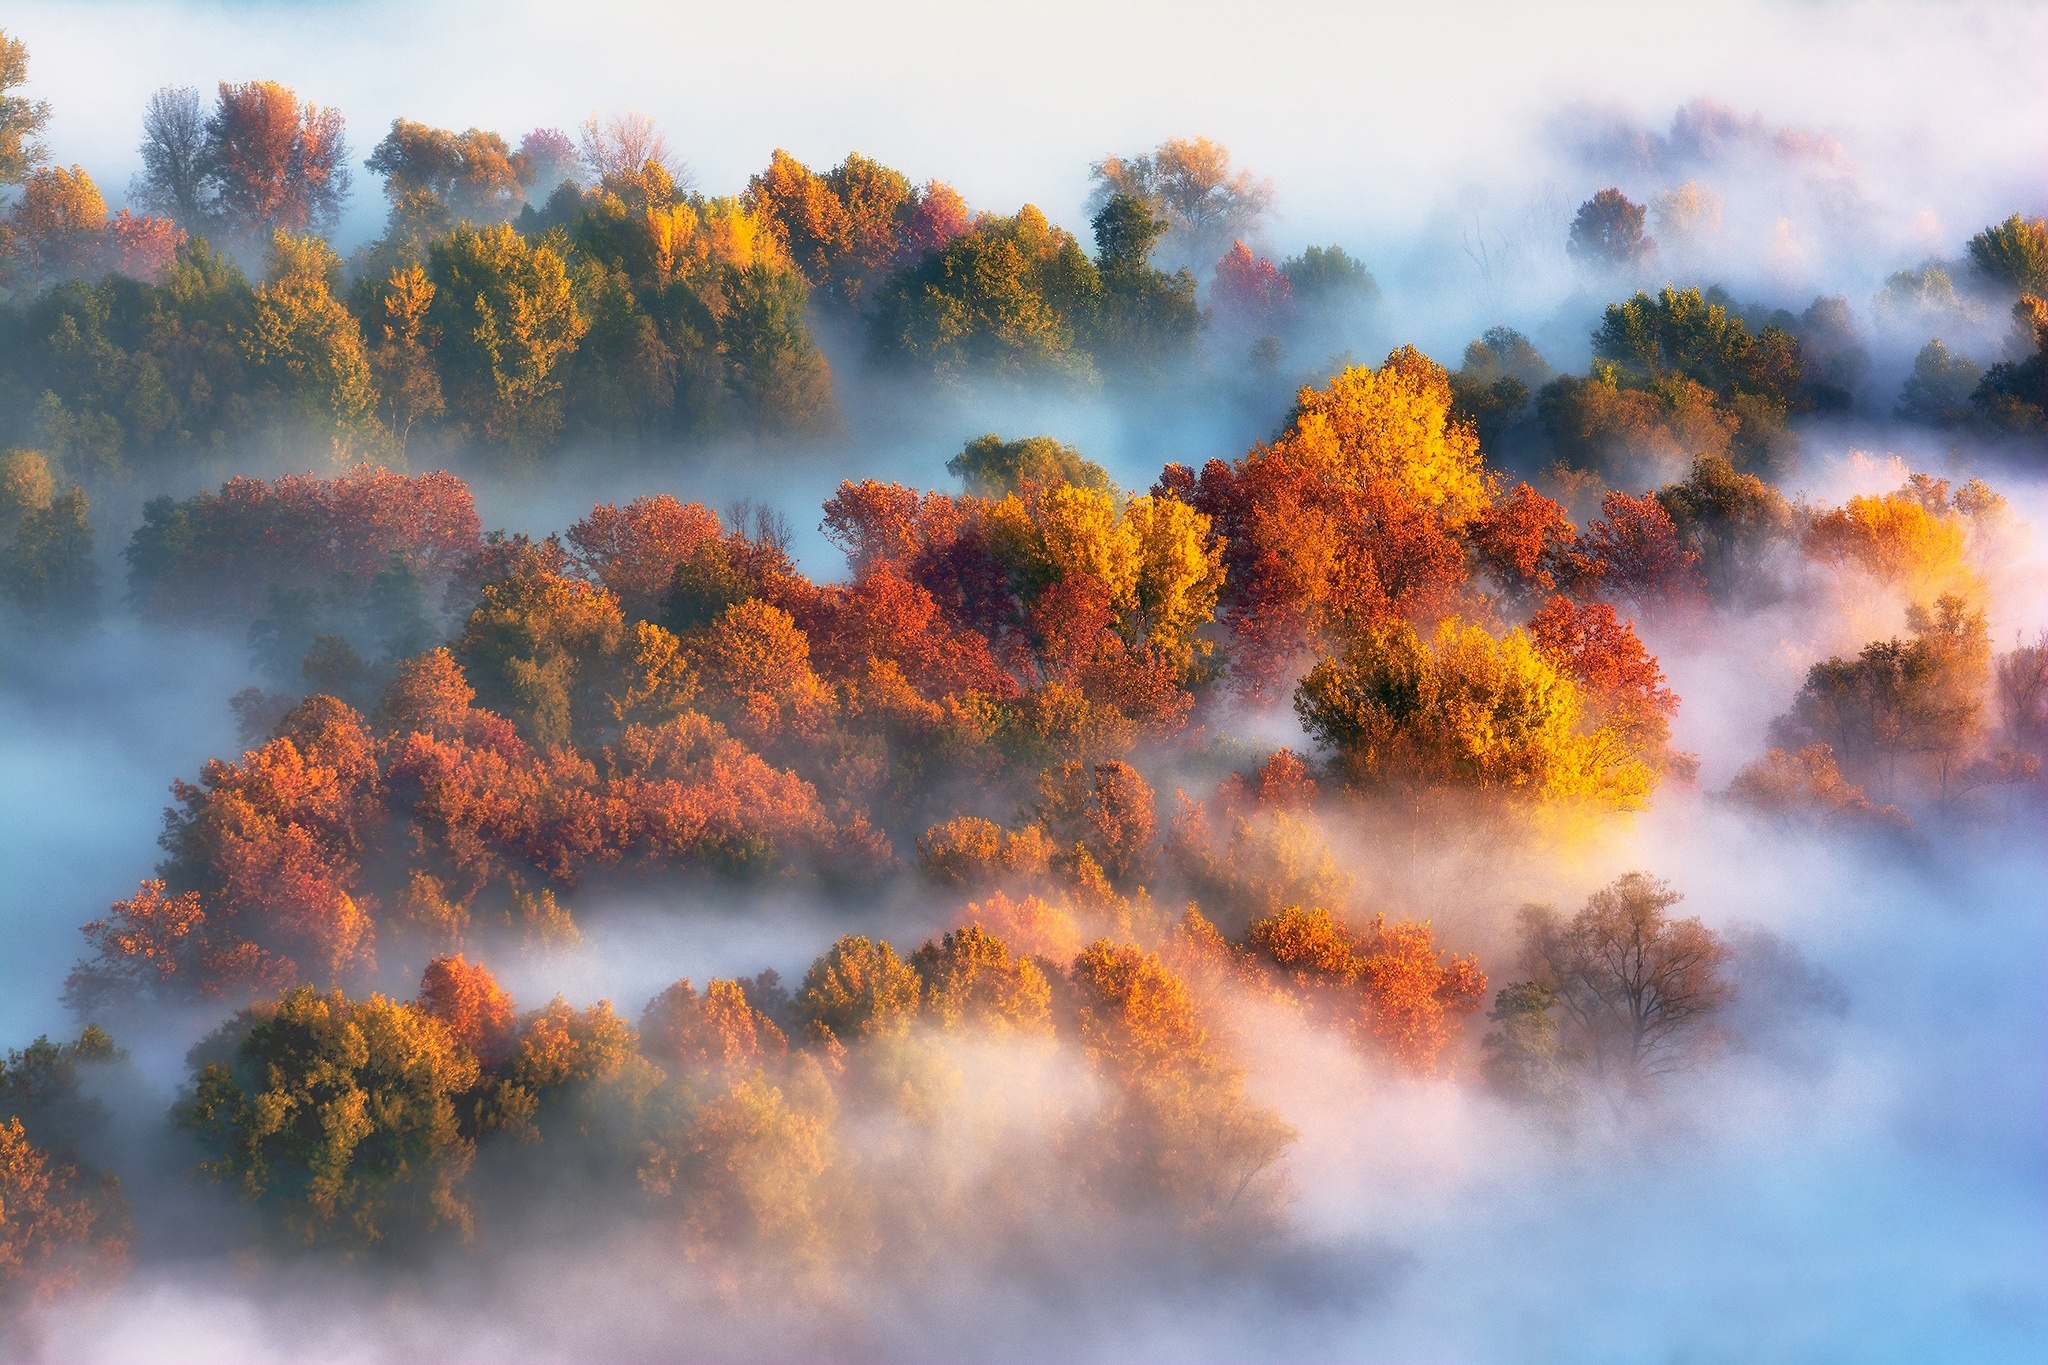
[4,0,2047,1359]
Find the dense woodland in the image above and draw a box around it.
[1,28,2045,1323]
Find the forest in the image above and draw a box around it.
[0,12,2044,1362]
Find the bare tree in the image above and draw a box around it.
[1517,872,1733,1083]
[130,86,209,228]
[578,111,689,188]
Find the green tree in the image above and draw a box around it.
[240,232,378,452]
[1087,192,1200,377]
[427,222,586,454]
[947,433,1115,498]
[454,568,624,747]
[1895,339,1983,426]
[0,449,99,622]
[870,205,1101,381]
[1965,214,2048,296]
[180,987,482,1245]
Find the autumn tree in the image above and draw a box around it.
[416,955,515,1061]
[640,978,789,1075]
[1567,188,1654,269]
[1068,940,1293,1227]
[202,81,352,248]
[365,119,532,229]
[1295,617,1655,811]
[1726,744,1908,831]
[0,1118,126,1309]
[1246,906,1485,1072]
[793,935,920,1046]
[1529,595,1683,773]
[1654,453,1793,597]
[0,29,50,191]
[5,165,108,285]
[1513,873,1733,1084]
[911,926,1053,1035]
[567,494,722,622]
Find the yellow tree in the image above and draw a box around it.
[241,232,379,456]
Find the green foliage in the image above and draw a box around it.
[180,987,481,1245]
[1089,193,1201,377]
[426,223,586,454]
[1896,339,1983,426]
[1654,453,1792,598]
[870,205,1101,381]
[1480,982,1577,1104]
[454,569,625,746]
[1965,214,2048,296]
[1450,327,1551,452]
[947,433,1115,498]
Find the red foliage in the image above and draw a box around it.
[1468,482,1587,595]
[417,955,516,1060]
[135,465,483,620]
[1580,490,1703,610]
[1187,453,1467,696]
[567,495,722,620]
[1212,241,1293,330]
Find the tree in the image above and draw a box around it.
[181,987,481,1244]
[1294,617,1655,811]
[1965,214,2048,297]
[947,433,1114,499]
[1068,940,1293,1226]
[1579,489,1704,611]
[639,978,788,1075]
[1655,453,1793,597]
[1089,192,1201,374]
[0,29,49,189]
[793,935,920,1045]
[365,119,530,226]
[6,165,108,285]
[518,128,579,196]
[426,222,586,452]
[454,568,624,747]
[0,450,99,622]
[567,494,722,622]
[1726,744,1907,831]
[203,81,352,246]
[1450,328,1553,453]
[416,955,515,1061]
[130,87,208,227]
[869,205,1102,381]
[911,926,1053,1035]
[366,264,446,456]
[578,112,685,191]
[241,232,378,449]
[1567,188,1654,268]
[1087,137,1274,270]
[1514,873,1733,1083]
[1480,982,1577,1105]
[0,1118,125,1308]
[1771,592,1990,803]
[1529,595,1681,772]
